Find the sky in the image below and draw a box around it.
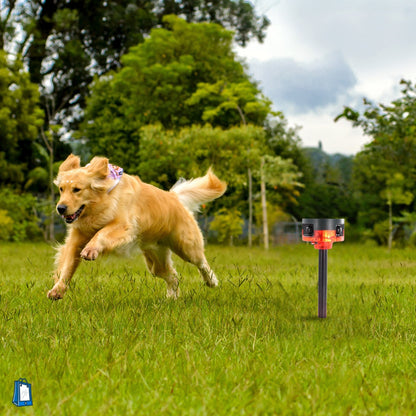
[236,0,416,155]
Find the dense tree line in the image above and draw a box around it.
[0,1,415,246]
[0,0,269,180]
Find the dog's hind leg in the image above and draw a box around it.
[196,258,219,288]
[143,247,180,299]
[172,234,219,288]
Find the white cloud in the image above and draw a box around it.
[236,0,416,155]
[248,52,357,114]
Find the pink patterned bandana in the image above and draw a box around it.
[107,164,123,193]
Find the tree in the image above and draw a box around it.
[257,155,303,249]
[0,1,268,189]
[335,79,416,138]
[186,77,273,245]
[335,79,416,242]
[0,50,44,187]
[137,124,266,192]
[77,17,302,248]
[186,80,272,128]
[154,0,269,46]
[81,16,267,170]
[2,0,268,130]
[380,173,413,250]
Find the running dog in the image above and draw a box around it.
[47,154,226,300]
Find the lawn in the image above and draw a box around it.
[1,242,416,415]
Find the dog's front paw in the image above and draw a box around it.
[166,278,180,300]
[81,246,99,261]
[166,286,180,300]
[47,284,66,300]
[205,275,219,288]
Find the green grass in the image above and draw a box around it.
[1,242,416,415]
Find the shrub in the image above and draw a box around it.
[0,188,43,241]
[0,209,13,241]
[209,208,244,245]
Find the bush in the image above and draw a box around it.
[0,209,13,241]
[373,220,389,246]
[0,188,43,241]
[209,208,244,245]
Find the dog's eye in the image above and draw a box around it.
[73,187,81,193]
[59,187,63,192]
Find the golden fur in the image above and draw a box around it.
[47,154,227,300]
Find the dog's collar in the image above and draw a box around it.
[107,164,123,193]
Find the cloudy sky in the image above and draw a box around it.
[236,0,416,155]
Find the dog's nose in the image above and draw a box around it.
[57,204,67,215]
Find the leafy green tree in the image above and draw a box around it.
[185,76,273,245]
[186,80,271,128]
[266,114,309,181]
[0,1,268,188]
[336,79,416,242]
[138,124,265,192]
[0,50,44,187]
[81,16,267,167]
[154,0,269,46]
[2,0,268,129]
[380,173,413,249]
[335,79,416,138]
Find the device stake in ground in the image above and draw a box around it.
[302,218,345,318]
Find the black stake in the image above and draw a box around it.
[302,218,345,318]
[318,249,328,318]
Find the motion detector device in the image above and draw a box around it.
[302,218,345,318]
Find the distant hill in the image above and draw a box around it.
[302,144,353,186]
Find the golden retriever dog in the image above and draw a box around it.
[47,154,226,300]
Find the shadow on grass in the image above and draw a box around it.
[302,315,333,322]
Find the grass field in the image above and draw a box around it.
[1,242,416,415]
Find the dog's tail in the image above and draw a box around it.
[170,168,227,213]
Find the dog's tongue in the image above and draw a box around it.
[65,212,76,221]
[62,205,85,223]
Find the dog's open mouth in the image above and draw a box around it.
[63,205,85,224]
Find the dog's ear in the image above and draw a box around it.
[87,157,109,179]
[87,157,110,191]
[59,154,81,173]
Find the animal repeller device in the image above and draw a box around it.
[302,218,345,318]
